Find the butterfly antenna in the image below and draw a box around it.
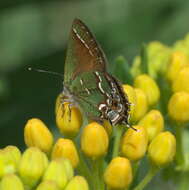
[28,67,63,78]
[126,124,137,131]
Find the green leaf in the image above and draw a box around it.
[113,56,133,84]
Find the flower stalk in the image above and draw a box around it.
[133,165,158,190]
[112,125,124,158]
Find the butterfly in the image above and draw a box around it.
[62,18,130,126]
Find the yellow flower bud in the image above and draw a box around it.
[43,159,68,189]
[18,147,48,189]
[148,131,176,166]
[168,91,189,123]
[122,84,136,119]
[173,40,189,56]
[132,88,148,122]
[172,66,189,93]
[103,120,112,136]
[81,122,109,160]
[147,41,171,78]
[24,118,53,153]
[56,102,83,137]
[36,181,60,190]
[60,158,74,180]
[138,110,164,142]
[0,150,6,177]
[51,138,79,168]
[64,176,89,190]
[0,146,21,175]
[104,157,132,189]
[0,174,24,190]
[121,125,148,161]
[131,43,171,79]
[134,74,160,106]
[167,51,189,82]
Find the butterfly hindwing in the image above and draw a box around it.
[70,71,114,121]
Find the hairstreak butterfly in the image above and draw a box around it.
[62,18,130,126]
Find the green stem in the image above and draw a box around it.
[98,158,105,190]
[175,125,185,167]
[174,124,189,190]
[132,161,140,178]
[73,141,94,189]
[133,165,158,190]
[112,125,124,158]
[178,171,189,190]
[91,159,103,190]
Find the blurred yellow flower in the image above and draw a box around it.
[60,158,74,181]
[51,138,79,168]
[148,131,176,167]
[104,157,132,189]
[134,74,160,106]
[0,146,21,176]
[138,110,164,142]
[168,91,189,123]
[24,118,53,153]
[0,174,24,190]
[43,159,69,189]
[148,42,171,73]
[167,51,189,82]
[18,147,48,189]
[172,65,189,93]
[121,125,148,161]
[131,42,171,79]
[36,181,60,190]
[132,88,148,122]
[56,102,83,137]
[64,176,89,190]
[81,122,109,160]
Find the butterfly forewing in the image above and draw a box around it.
[64,19,107,84]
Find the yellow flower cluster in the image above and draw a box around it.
[0,118,89,190]
[166,51,189,123]
[120,76,175,168]
[0,143,88,190]
[51,75,176,190]
[5,33,189,190]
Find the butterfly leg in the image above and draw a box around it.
[67,103,76,122]
[58,93,75,120]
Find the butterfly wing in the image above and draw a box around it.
[64,18,107,85]
[70,71,114,121]
[63,18,130,125]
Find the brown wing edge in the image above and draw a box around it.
[71,18,107,72]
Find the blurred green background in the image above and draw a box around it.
[0,0,189,149]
